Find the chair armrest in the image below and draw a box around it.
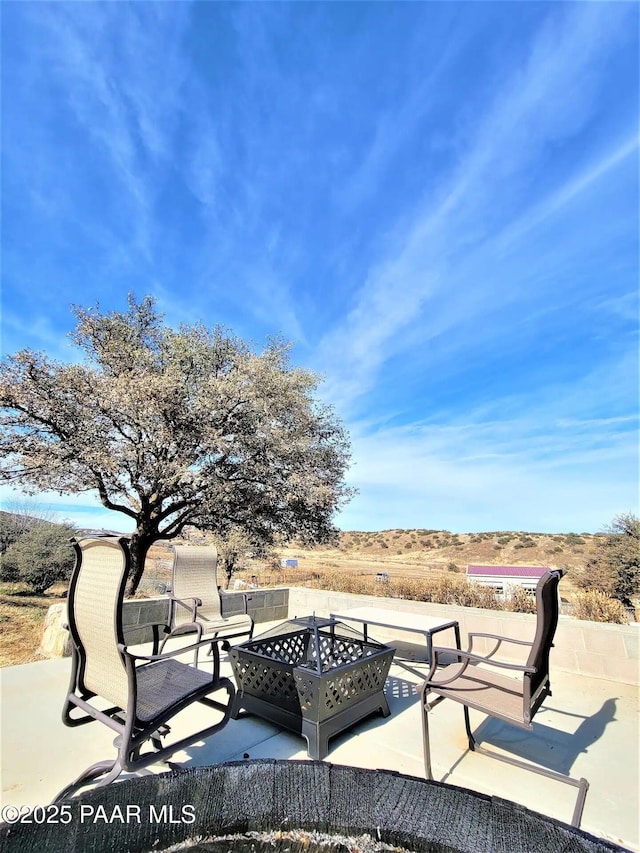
[119,634,223,680]
[122,621,171,654]
[436,646,536,671]
[419,646,537,695]
[168,595,203,625]
[219,589,253,616]
[169,594,203,610]
[119,630,224,664]
[467,632,533,660]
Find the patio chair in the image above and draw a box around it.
[419,569,589,827]
[55,537,234,802]
[167,545,254,659]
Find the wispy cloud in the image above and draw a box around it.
[315,3,636,412]
[2,3,635,535]
[340,359,638,533]
[5,3,192,274]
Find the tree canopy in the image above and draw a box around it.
[0,296,354,593]
[578,512,640,606]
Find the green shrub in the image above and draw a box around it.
[577,513,639,605]
[3,520,77,594]
[515,537,536,549]
[572,590,628,624]
[0,549,19,581]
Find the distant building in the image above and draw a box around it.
[281,558,298,568]
[466,565,548,596]
[375,572,390,582]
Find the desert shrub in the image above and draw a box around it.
[1,511,36,554]
[391,578,431,601]
[440,579,500,609]
[0,548,20,581]
[447,562,459,572]
[3,520,77,594]
[380,542,388,549]
[404,542,413,549]
[314,571,377,597]
[390,576,498,609]
[572,590,628,624]
[514,537,536,549]
[504,586,537,614]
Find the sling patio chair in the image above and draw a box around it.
[419,569,590,828]
[166,545,254,662]
[55,536,235,802]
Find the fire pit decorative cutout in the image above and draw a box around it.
[229,615,394,758]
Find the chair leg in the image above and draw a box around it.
[461,711,590,828]
[421,696,434,780]
[463,705,476,751]
[51,759,122,803]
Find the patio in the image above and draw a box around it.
[1,616,638,852]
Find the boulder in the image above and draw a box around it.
[38,603,72,657]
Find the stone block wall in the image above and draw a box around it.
[288,587,640,686]
[39,587,290,656]
[39,583,638,686]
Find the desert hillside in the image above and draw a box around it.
[139,527,599,597]
[272,528,594,591]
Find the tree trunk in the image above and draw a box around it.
[126,530,154,596]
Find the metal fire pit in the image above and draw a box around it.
[229,615,394,759]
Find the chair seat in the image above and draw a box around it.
[135,659,213,722]
[430,664,528,727]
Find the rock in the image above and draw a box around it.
[38,603,72,658]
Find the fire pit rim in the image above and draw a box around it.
[0,760,626,853]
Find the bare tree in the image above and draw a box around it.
[211,527,273,589]
[0,295,354,594]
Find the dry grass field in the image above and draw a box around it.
[0,582,68,667]
[239,528,595,592]
[1,528,597,668]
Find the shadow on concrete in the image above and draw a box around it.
[384,675,420,712]
[459,697,619,777]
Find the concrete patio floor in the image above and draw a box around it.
[1,632,638,851]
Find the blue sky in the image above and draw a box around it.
[1,2,638,535]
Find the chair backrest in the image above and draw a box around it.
[66,537,130,710]
[171,545,221,627]
[524,569,563,712]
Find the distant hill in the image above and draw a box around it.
[279,528,598,588]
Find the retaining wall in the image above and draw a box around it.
[40,587,289,656]
[288,587,640,686]
[39,585,639,687]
